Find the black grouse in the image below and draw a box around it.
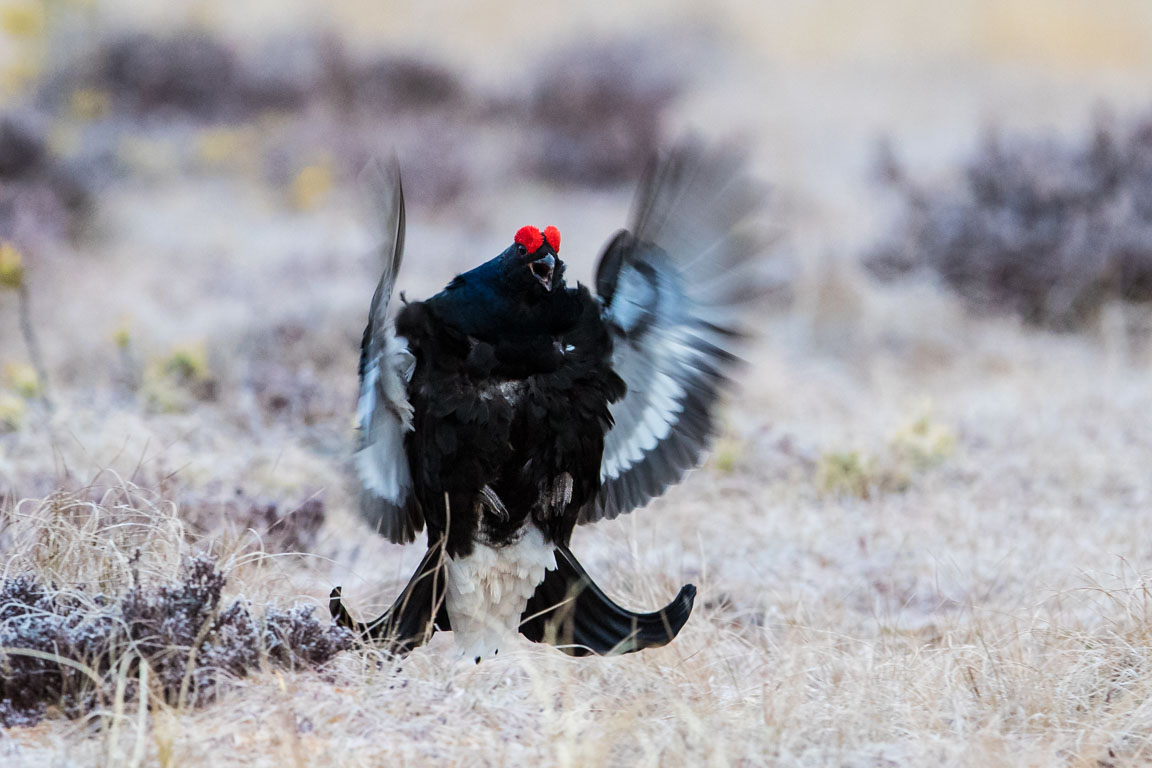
[330,143,765,660]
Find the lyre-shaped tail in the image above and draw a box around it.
[518,544,696,656]
[330,544,451,655]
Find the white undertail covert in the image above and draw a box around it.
[444,527,556,662]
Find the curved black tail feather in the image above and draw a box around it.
[519,544,696,656]
[329,544,451,656]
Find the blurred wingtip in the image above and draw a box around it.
[358,153,406,262]
[358,153,401,192]
[628,135,783,316]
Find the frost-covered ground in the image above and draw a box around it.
[3,1,1152,765]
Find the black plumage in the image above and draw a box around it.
[333,143,765,659]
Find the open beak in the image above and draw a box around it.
[530,253,555,291]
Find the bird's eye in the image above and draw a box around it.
[517,244,527,256]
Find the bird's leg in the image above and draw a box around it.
[548,472,574,511]
[477,484,510,521]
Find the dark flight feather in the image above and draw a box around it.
[354,157,423,544]
[581,143,767,523]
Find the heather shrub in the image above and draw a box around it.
[83,32,466,120]
[865,115,1152,328]
[96,33,242,118]
[0,555,351,728]
[179,490,327,554]
[0,113,91,244]
[0,488,350,728]
[349,54,465,113]
[526,41,678,186]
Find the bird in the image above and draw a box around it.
[330,142,766,661]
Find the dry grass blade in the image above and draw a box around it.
[0,482,351,730]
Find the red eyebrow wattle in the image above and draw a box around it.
[543,226,560,252]
[514,226,544,253]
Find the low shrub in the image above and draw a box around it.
[0,554,351,728]
[865,115,1152,328]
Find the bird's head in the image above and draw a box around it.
[431,224,576,343]
[500,225,564,296]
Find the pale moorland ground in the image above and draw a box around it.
[3,1,1152,766]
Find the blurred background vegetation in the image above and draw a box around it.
[3,0,1152,752]
[1,0,1151,603]
[1,0,1151,648]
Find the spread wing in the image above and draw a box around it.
[580,143,767,524]
[353,158,423,543]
